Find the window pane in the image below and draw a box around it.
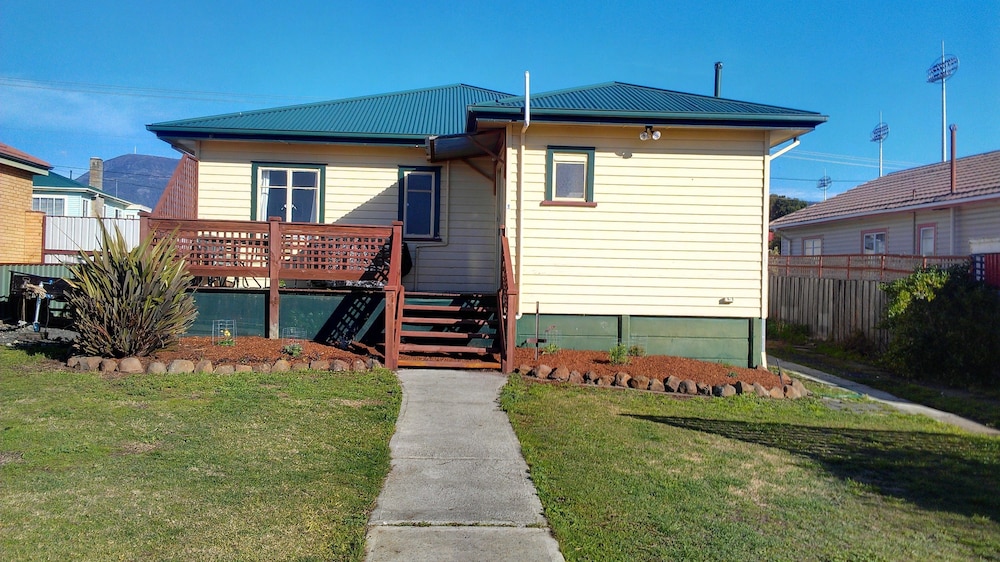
[291,170,317,188]
[291,188,316,222]
[32,197,64,215]
[920,228,935,256]
[262,169,287,187]
[405,190,432,237]
[406,173,433,193]
[555,162,585,199]
[265,187,287,221]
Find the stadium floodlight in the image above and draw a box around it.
[927,42,959,162]
[870,115,890,177]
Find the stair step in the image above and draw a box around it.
[400,330,493,340]
[403,303,495,314]
[397,357,501,369]
[402,316,496,326]
[399,343,497,355]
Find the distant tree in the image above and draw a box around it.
[770,194,809,221]
[769,195,810,253]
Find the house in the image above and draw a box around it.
[770,149,1000,257]
[147,81,826,369]
[32,168,149,219]
[0,141,51,264]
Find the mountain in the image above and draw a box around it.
[76,154,179,209]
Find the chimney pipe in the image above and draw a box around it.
[949,124,957,194]
[89,157,104,191]
[714,62,723,97]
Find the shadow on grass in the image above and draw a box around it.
[626,414,1000,521]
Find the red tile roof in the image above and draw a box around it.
[0,141,51,171]
[771,150,1000,229]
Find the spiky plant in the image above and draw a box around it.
[66,222,197,357]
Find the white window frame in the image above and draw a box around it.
[803,237,822,256]
[32,195,67,216]
[919,225,936,256]
[254,165,322,223]
[862,230,887,255]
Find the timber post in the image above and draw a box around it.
[267,217,281,339]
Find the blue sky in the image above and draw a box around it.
[2,0,997,201]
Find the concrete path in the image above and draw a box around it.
[365,369,564,561]
[769,355,1000,436]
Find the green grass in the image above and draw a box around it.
[769,342,1000,429]
[501,375,1000,561]
[0,347,400,561]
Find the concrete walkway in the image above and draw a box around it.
[769,355,1000,436]
[365,369,564,561]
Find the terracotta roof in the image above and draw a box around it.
[0,141,51,171]
[771,150,1000,229]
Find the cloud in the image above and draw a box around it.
[0,86,144,137]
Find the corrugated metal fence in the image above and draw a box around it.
[43,216,140,263]
[769,275,889,349]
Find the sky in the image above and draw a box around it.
[2,0,997,201]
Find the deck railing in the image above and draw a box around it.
[769,254,968,281]
[140,215,403,355]
[498,226,518,373]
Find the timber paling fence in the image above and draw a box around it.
[769,275,889,349]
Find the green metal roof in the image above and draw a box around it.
[33,171,89,189]
[469,81,827,128]
[148,84,514,145]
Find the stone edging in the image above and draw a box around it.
[516,363,810,399]
[66,356,382,375]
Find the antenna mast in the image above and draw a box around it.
[870,113,889,178]
[817,172,832,202]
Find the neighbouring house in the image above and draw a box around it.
[147,81,826,369]
[33,165,150,219]
[770,148,1000,257]
[0,141,51,264]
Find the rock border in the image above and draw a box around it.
[66,355,382,375]
[516,363,810,399]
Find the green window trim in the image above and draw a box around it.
[250,162,326,222]
[544,146,595,206]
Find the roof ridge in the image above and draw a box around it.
[152,83,512,127]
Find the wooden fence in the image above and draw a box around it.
[769,254,967,281]
[768,275,888,348]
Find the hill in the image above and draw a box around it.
[76,154,179,209]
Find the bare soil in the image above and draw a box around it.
[148,336,781,388]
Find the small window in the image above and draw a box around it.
[398,166,441,240]
[862,230,887,254]
[803,237,822,256]
[919,225,936,256]
[544,147,595,206]
[252,164,323,222]
[32,196,65,216]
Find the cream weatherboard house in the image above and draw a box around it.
[147,81,826,369]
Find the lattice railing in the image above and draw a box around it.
[769,254,968,281]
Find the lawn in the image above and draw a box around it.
[501,374,1000,561]
[0,346,400,561]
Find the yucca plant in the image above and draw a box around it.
[65,222,197,357]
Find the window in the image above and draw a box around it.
[919,225,936,256]
[398,166,441,239]
[32,196,65,216]
[862,230,887,254]
[803,237,822,256]
[543,147,595,206]
[251,163,324,222]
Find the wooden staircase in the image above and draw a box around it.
[396,292,502,369]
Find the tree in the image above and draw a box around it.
[770,194,809,221]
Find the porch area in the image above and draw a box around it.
[140,215,517,371]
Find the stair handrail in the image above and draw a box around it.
[383,221,404,370]
[498,226,518,373]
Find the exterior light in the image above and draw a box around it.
[640,125,660,141]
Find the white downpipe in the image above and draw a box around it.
[760,135,799,369]
[515,71,529,319]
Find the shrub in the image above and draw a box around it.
[609,343,630,366]
[66,223,197,358]
[881,264,1000,387]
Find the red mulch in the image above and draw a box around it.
[149,336,780,388]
